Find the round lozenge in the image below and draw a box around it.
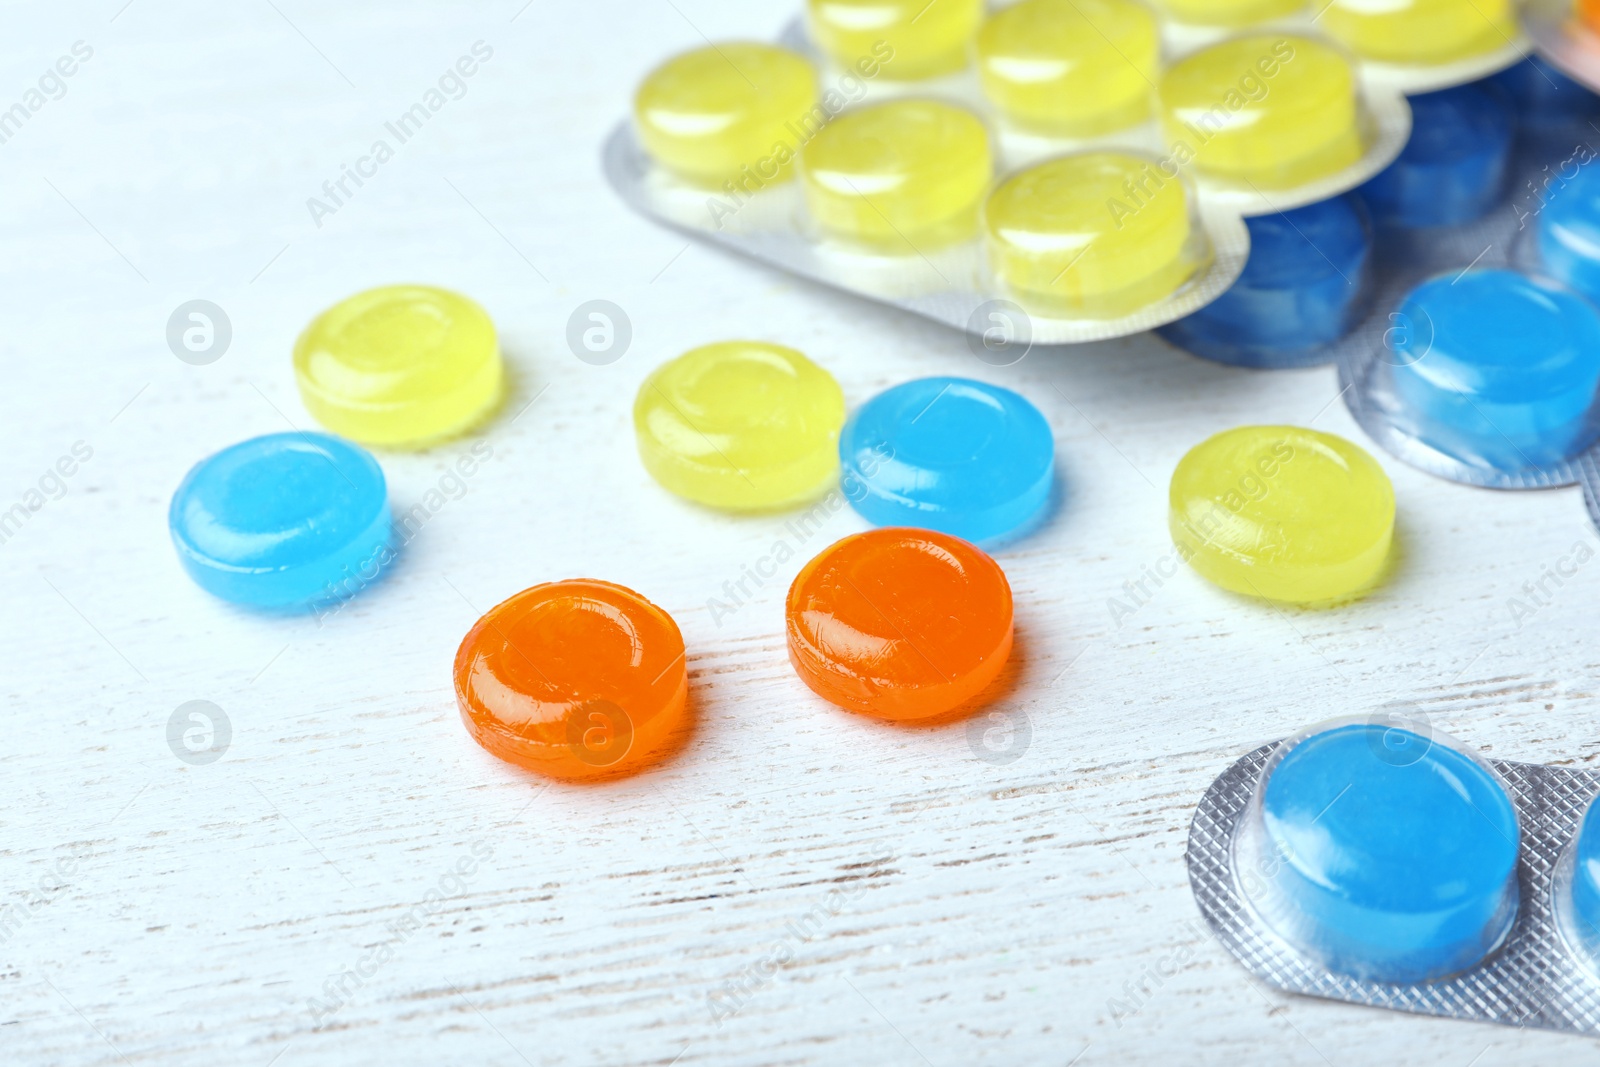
[801,99,992,250]
[1157,194,1371,367]
[634,341,846,511]
[1169,426,1394,604]
[170,432,392,608]
[1563,794,1600,963]
[1537,161,1600,306]
[1246,722,1520,983]
[1488,55,1600,128]
[786,528,1013,721]
[1158,36,1363,189]
[1358,83,1513,229]
[454,580,689,781]
[634,42,818,188]
[975,0,1159,137]
[1386,270,1600,472]
[985,152,1201,317]
[806,0,982,79]
[1319,0,1515,65]
[840,377,1054,544]
[294,285,502,449]
[1150,0,1304,26]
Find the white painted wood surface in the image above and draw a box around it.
[2,2,1598,1064]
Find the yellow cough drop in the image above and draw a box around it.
[1159,36,1364,189]
[294,285,502,449]
[1169,426,1395,604]
[801,99,993,251]
[1319,0,1515,65]
[976,0,1160,137]
[634,341,846,511]
[1151,0,1305,27]
[985,152,1202,318]
[634,43,819,188]
[807,0,983,79]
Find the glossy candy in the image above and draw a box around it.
[634,43,818,187]
[294,285,502,449]
[1564,795,1600,962]
[1151,0,1303,26]
[801,100,991,250]
[454,580,689,781]
[841,377,1053,544]
[1488,55,1600,128]
[1158,194,1371,367]
[1159,36,1362,189]
[634,341,845,510]
[806,0,982,79]
[1358,83,1513,229]
[986,152,1201,317]
[1387,270,1600,472]
[1251,722,1520,982]
[1170,426,1394,603]
[975,0,1159,137]
[1320,0,1515,65]
[169,432,391,608]
[1537,162,1600,306]
[786,528,1013,721]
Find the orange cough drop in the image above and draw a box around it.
[454,580,690,781]
[786,528,1014,721]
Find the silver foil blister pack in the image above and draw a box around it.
[1188,738,1600,1035]
[1581,449,1600,529]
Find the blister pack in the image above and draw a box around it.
[1525,0,1600,92]
[1323,70,1600,489]
[1188,714,1600,1036]
[605,0,1526,345]
[1583,449,1600,530]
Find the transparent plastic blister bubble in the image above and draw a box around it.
[1331,91,1600,489]
[1340,267,1600,489]
[1188,713,1600,1034]
[604,0,1529,345]
[1524,0,1600,93]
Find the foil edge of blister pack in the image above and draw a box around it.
[1578,449,1600,529]
[605,5,1535,345]
[1525,0,1600,94]
[1333,116,1600,490]
[1187,741,1600,1035]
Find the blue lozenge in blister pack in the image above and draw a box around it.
[1334,61,1600,491]
[1240,721,1520,983]
[1354,268,1600,481]
[1357,82,1514,229]
[1488,52,1600,132]
[170,432,393,610]
[1532,156,1600,304]
[1190,713,1600,1034]
[1156,194,1372,369]
[1559,797,1600,970]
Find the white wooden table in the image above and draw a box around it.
[3,2,1598,1063]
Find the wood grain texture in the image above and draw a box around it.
[2,2,1599,1064]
